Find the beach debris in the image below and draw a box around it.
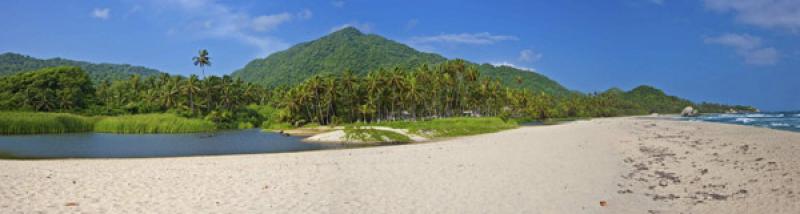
[617,189,633,194]
[599,200,607,207]
[651,194,680,201]
[696,191,728,200]
[659,179,669,187]
[64,202,79,207]
[738,145,750,154]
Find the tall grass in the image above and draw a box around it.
[373,117,518,137]
[0,112,96,135]
[94,113,215,134]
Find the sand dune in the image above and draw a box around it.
[1,117,798,213]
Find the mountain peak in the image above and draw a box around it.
[330,26,364,37]
[231,29,571,96]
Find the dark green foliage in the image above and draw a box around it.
[622,85,693,114]
[476,63,572,96]
[0,66,95,112]
[93,73,272,129]
[232,27,571,96]
[696,102,758,113]
[0,52,163,83]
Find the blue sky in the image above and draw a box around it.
[1,0,798,111]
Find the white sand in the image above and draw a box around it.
[1,117,799,213]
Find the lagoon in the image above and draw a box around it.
[0,129,337,159]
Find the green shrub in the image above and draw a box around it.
[0,112,96,134]
[94,113,215,133]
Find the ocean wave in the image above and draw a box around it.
[769,122,791,127]
[745,113,783,118]
[735,118,755,123]
[716,114,740,118]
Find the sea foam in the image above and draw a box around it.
[745,113,783,118]
[770,122,791,127]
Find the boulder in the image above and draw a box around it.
[681,106,696,117]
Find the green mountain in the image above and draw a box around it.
[612,85,694,114]
[0,52,164,83]
[232,27,572,96]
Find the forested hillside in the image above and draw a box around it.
[0,52,163,83]
[232,27,572,96]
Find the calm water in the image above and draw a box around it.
[682,111,800,132]
[0,129,339,159]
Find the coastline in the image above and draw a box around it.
[1,117,798,213]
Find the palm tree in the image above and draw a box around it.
[192,49,211,78]
[183,75,201,115]
[404,73,422,120]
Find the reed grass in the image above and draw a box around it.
[0,112,95,135]
[94,113,215,134]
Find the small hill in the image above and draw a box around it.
[0,52,164,83]
[622,85,693,113]
[232,27,572,96]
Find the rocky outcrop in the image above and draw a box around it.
[681,106,697,117]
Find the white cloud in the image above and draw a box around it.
[332,1,345,8]
[155,0,311,55]
[491,62,537,72]
[705,33,779,65]
[92,8,110,20]
[330,22,373,33]
[704,0,800,32]
[410,32,518,45]
[518,49,542,62]
[251,13,292,32]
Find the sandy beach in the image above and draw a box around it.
[1,117,799,213]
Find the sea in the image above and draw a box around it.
[682,111,800,133]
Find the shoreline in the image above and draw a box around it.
[1,117,798,213]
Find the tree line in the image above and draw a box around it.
[0,51,754,128]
